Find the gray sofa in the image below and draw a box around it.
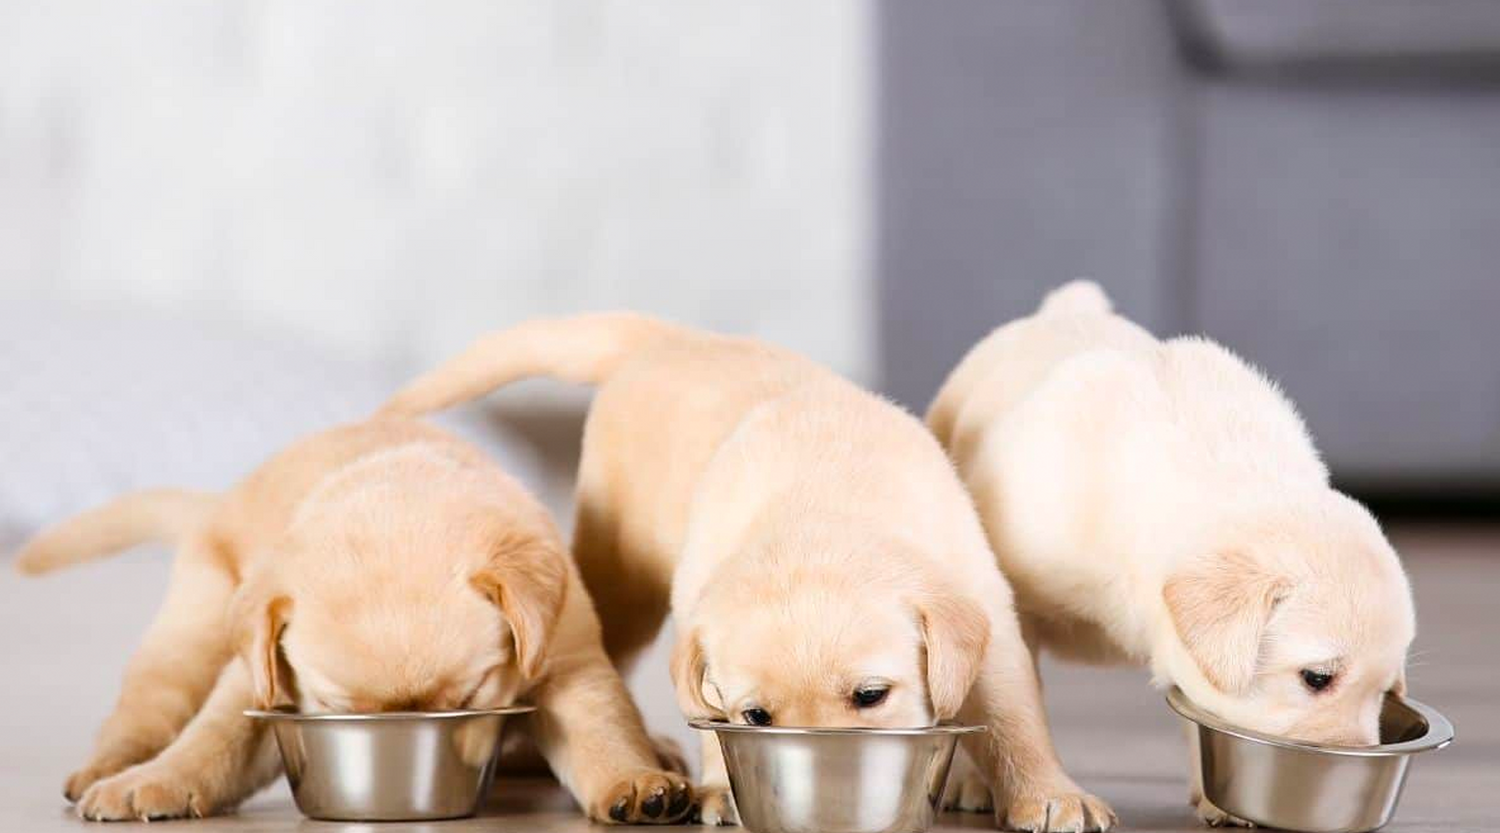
[877,0,1500,492]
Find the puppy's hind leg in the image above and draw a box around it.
[65,536,238,802]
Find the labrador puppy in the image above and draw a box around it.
[15,418,691,823]
[928,282,1415,825]
[382,314,1115,833]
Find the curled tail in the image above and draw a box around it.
[1039,280,1112,317]
[15,489,219,576]
[381,312,687,417]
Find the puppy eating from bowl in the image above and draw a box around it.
[15,418,692,823]
[383,313,1115,832]
[927,281,1416,826]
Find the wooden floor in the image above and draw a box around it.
[2,524,1494,832]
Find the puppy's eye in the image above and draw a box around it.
[1301,669,1335,692]
[741,707,772,726]
[852,686,890,708]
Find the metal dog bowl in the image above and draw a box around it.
[246,705,534,821]
[1168,688,1453,832]
[691,720,984,833]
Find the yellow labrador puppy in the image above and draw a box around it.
[16,418,692,823]
[383,314,1115,833]
[928,282,1415,825]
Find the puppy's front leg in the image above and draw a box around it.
[942,747,995,813]
[65,539,238,800]
[528,642,694,824]
[695,730,737,825]
[1185,725,1253,828]
[963,604,1116,832]
[76,661,280,821]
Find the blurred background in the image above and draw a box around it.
[2,0,1497,821]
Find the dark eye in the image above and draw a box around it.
[1301,669,1334,692]
[852,686,890,708]
[741,707,772,726]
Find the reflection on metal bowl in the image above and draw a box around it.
[1169,688,1453,832]
[692,720,984,833]
[245,705,534,821]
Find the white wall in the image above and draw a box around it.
[0,0,874,773]
[0,0,874,381]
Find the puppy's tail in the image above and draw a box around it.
[14,489,219,576]
[1039,279,1112,317]
[381,312,690,417]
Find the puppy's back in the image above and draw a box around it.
[212,419,484,558]
[929,281,1155,466]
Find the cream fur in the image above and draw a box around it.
[15,418,691,824]
[384,314,1115,833]
[929,281,1416,824]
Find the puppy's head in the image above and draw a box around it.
[231,488,567,714]
[671,537,989,729]
[1161,493,1414,745]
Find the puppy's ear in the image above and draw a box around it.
[918,594,991,720]
[1164,550,1289,694]
[230,576,293,708]
[471,532,568,680]
[670,627,722,719]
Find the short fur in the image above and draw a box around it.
[383,314,1114,832]
[928,282,1416,825]
[16,418,691,823]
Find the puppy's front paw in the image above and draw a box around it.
[594,769,695,824]
[64,759,134,804]
[941,768,993,813]
[693,784,738,826]
[77,764,212,821]
[1195,796,1255,828]
[999,787,1116,833]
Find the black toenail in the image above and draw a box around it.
[642,787,666,817]
[610,798,629,822]
[668,783,690,816]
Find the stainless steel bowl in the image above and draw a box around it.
[245,705,534,821]
[691,720,984,833]
[1168,688,1453,832]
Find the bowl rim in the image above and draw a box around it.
[688,719,986,737]
[244,704,535,722]
[1166,687,1453,757]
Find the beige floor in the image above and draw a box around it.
[2,525,1495,832]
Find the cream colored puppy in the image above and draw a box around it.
[16,418,692,824]
[928,282,1415,825]
[383,314,1115,833]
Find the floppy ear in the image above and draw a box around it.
[470,533,568,680]
[670,627,722,719]
[1164,550,1289,694]
[230,578,293,708]
[918,594,991,720]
